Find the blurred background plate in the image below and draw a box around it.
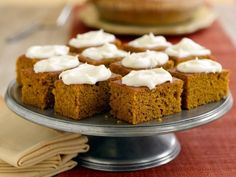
[79,4,216,35]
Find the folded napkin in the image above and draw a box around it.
[0,154,77,177]
[0,96,89,177]
[0,154,77,172]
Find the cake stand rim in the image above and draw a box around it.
[5,80,233,137]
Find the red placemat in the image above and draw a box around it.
[60,7,236,177]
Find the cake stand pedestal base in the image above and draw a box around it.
[6,81,233,171]
[77,133,180,171]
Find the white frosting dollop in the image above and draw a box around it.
[81,43,127,60]
[69,29,116,48]
[34,55,79,73]
[165,38,211,58]
[26,45,69,59]
[128,33,171,49]
[122,68,172,90]
[59,63,112,85]
[121,51,169,69]
[176,59,222,73]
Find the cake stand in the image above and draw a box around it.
[5,80,233,171]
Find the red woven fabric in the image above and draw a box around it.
[60,7,236,177]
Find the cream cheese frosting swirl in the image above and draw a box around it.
[128,33,171,49]
[165,38,211,58]
[81,43,127,60]
[34,55,79,73]
[59,63,112,85]
[121,51,169,69]
[69,29,116,48]
[176,59,222,73]
[122,68,172,90]
[26,45,69,59]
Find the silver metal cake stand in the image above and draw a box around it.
[5,80,233,171]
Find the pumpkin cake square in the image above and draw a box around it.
[123,33,171,53]
[53,64,121,120]
[16,45,69,85]
[21,69,60,109]
[169,59,229,109]
[165,38,214,65]
[110,68,183,124]
[110,50,174,76]
[79,43,127,67]
[21,55,79,109]
[68,29,122,54]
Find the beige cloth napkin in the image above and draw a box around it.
[0,154,77,177]
[0,154,77,172]
[0,96,90,176]
[0,159,77,177]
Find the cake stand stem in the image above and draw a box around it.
[77,133,180,171]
